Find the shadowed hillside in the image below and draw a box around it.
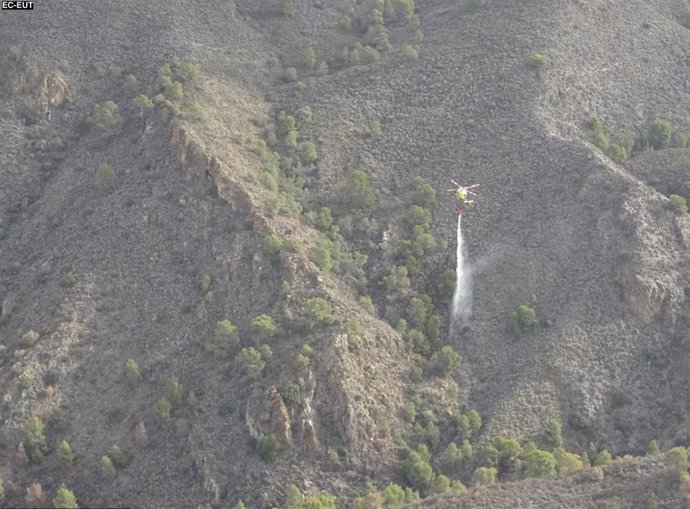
[1,0,689,507]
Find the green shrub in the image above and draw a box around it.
[471,466,497,486]
[279,383,302,405]
[257,434,284,461]
[673,132,689,148]
[296,298,337,331]
[668,194,688,215]
[132,94,154,113]
[593,449,612,466]
[590,130,609,151]
[456,409,482,440]
[648,119,672,149]
[523,447,556,477]
[52,483,78,509]
[154,396,172,429]
[431,346,462,376]
[57,440,74,468]
[107,444,128,468]
[313,242,334,274]
[206,319,240,359]
[19,102,44,125]
[165,376,184,410]
[404,444,435,492]
[406,328,429,355]
[304,44,316,69]
[546,419,564,448]
[49,406,70,431]
[380,266,411,295]
[530,53,549,67]
[358,295,376,314]
[20,329,40,346]
[283,66,298,82]
[409,176,436,207]
[337,14,352,30]
[124,358,142,387]
[199,273,212,294]
[361,45,381,63]
[647,439,661,456]
[235,347,267,380]
[295,353,310,369]
[402,401,417,423]
[186,101,208,122]
[251,314,280,338]
[94,163,117,193]
[402,45,419,60]
[60,272,77,288]
[263,234,284,259]
[23,416,47,462]
[665,446,689,472]
[606,143,628,163]
[299,141,318,164]
[100,456,116,481]
[88,101,122,133]
[508,304,537,335]
[368,120,383,139]
[343,170,376,210]
[405,205,432,229]
[553,447,583,474]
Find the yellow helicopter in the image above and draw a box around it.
[447,180,479,215]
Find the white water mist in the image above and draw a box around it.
[452,215,472,323]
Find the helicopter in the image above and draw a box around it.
[447,180,479,215]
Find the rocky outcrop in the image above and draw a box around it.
[36,71,69,118]
[269,388,292,447]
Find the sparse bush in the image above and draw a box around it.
[442,441,464,468]
[530,53,549,68]
[606,143,628,163]
[402,401,417,423]
[49,406,70,431]
[553,447,583,474]
[257,434,284,461]
[590,129,610,152]
[673,132,689,148]
[124,358,142,387]
[235,347,266,380]
[338,14,352,31]
[409,176,436,207]
[100,455,116,481]
[186,101,208,122]
[508,304,537,335]
[431,346,462,376]
[648,119,672,149]
[380,266,411,296]
[94,163,117,193]
[667,194,688,215]
[361,45,382,63]
[206,319,240,359]
[165,376,184,410]
[304,44,317,69]
[52,483,78,509]
[251,314,280,338]
[280,0,295,16]
[174,418,190,437]
[88,101,122,133]
[20,102,44,125]
[23,416,47,462]
[57,440,74,468]
[472,466,497,486]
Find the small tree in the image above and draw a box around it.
[304,44,317,69]
[647,439,661,456]
[88,101,122,133]
[94,163,117,193]
[52,483,78,509]
[508,304,537,335]
[409,176,436,207]
[154,396,172,430]
[523,448,556,478]
[296,298,337,331]
[262,234,284,260]
[132,94,154,116]
[280,0,296,16]
[257,434,284,461]
[57,440,74,468]
[530,53,549,67]
[665,446,689,472]
[124,358,142,387]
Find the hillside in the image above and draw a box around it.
[1,0,689,507]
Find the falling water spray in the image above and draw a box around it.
[451,214,472,326]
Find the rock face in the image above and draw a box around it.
[269,388,293,447]
[36,71,69,118]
